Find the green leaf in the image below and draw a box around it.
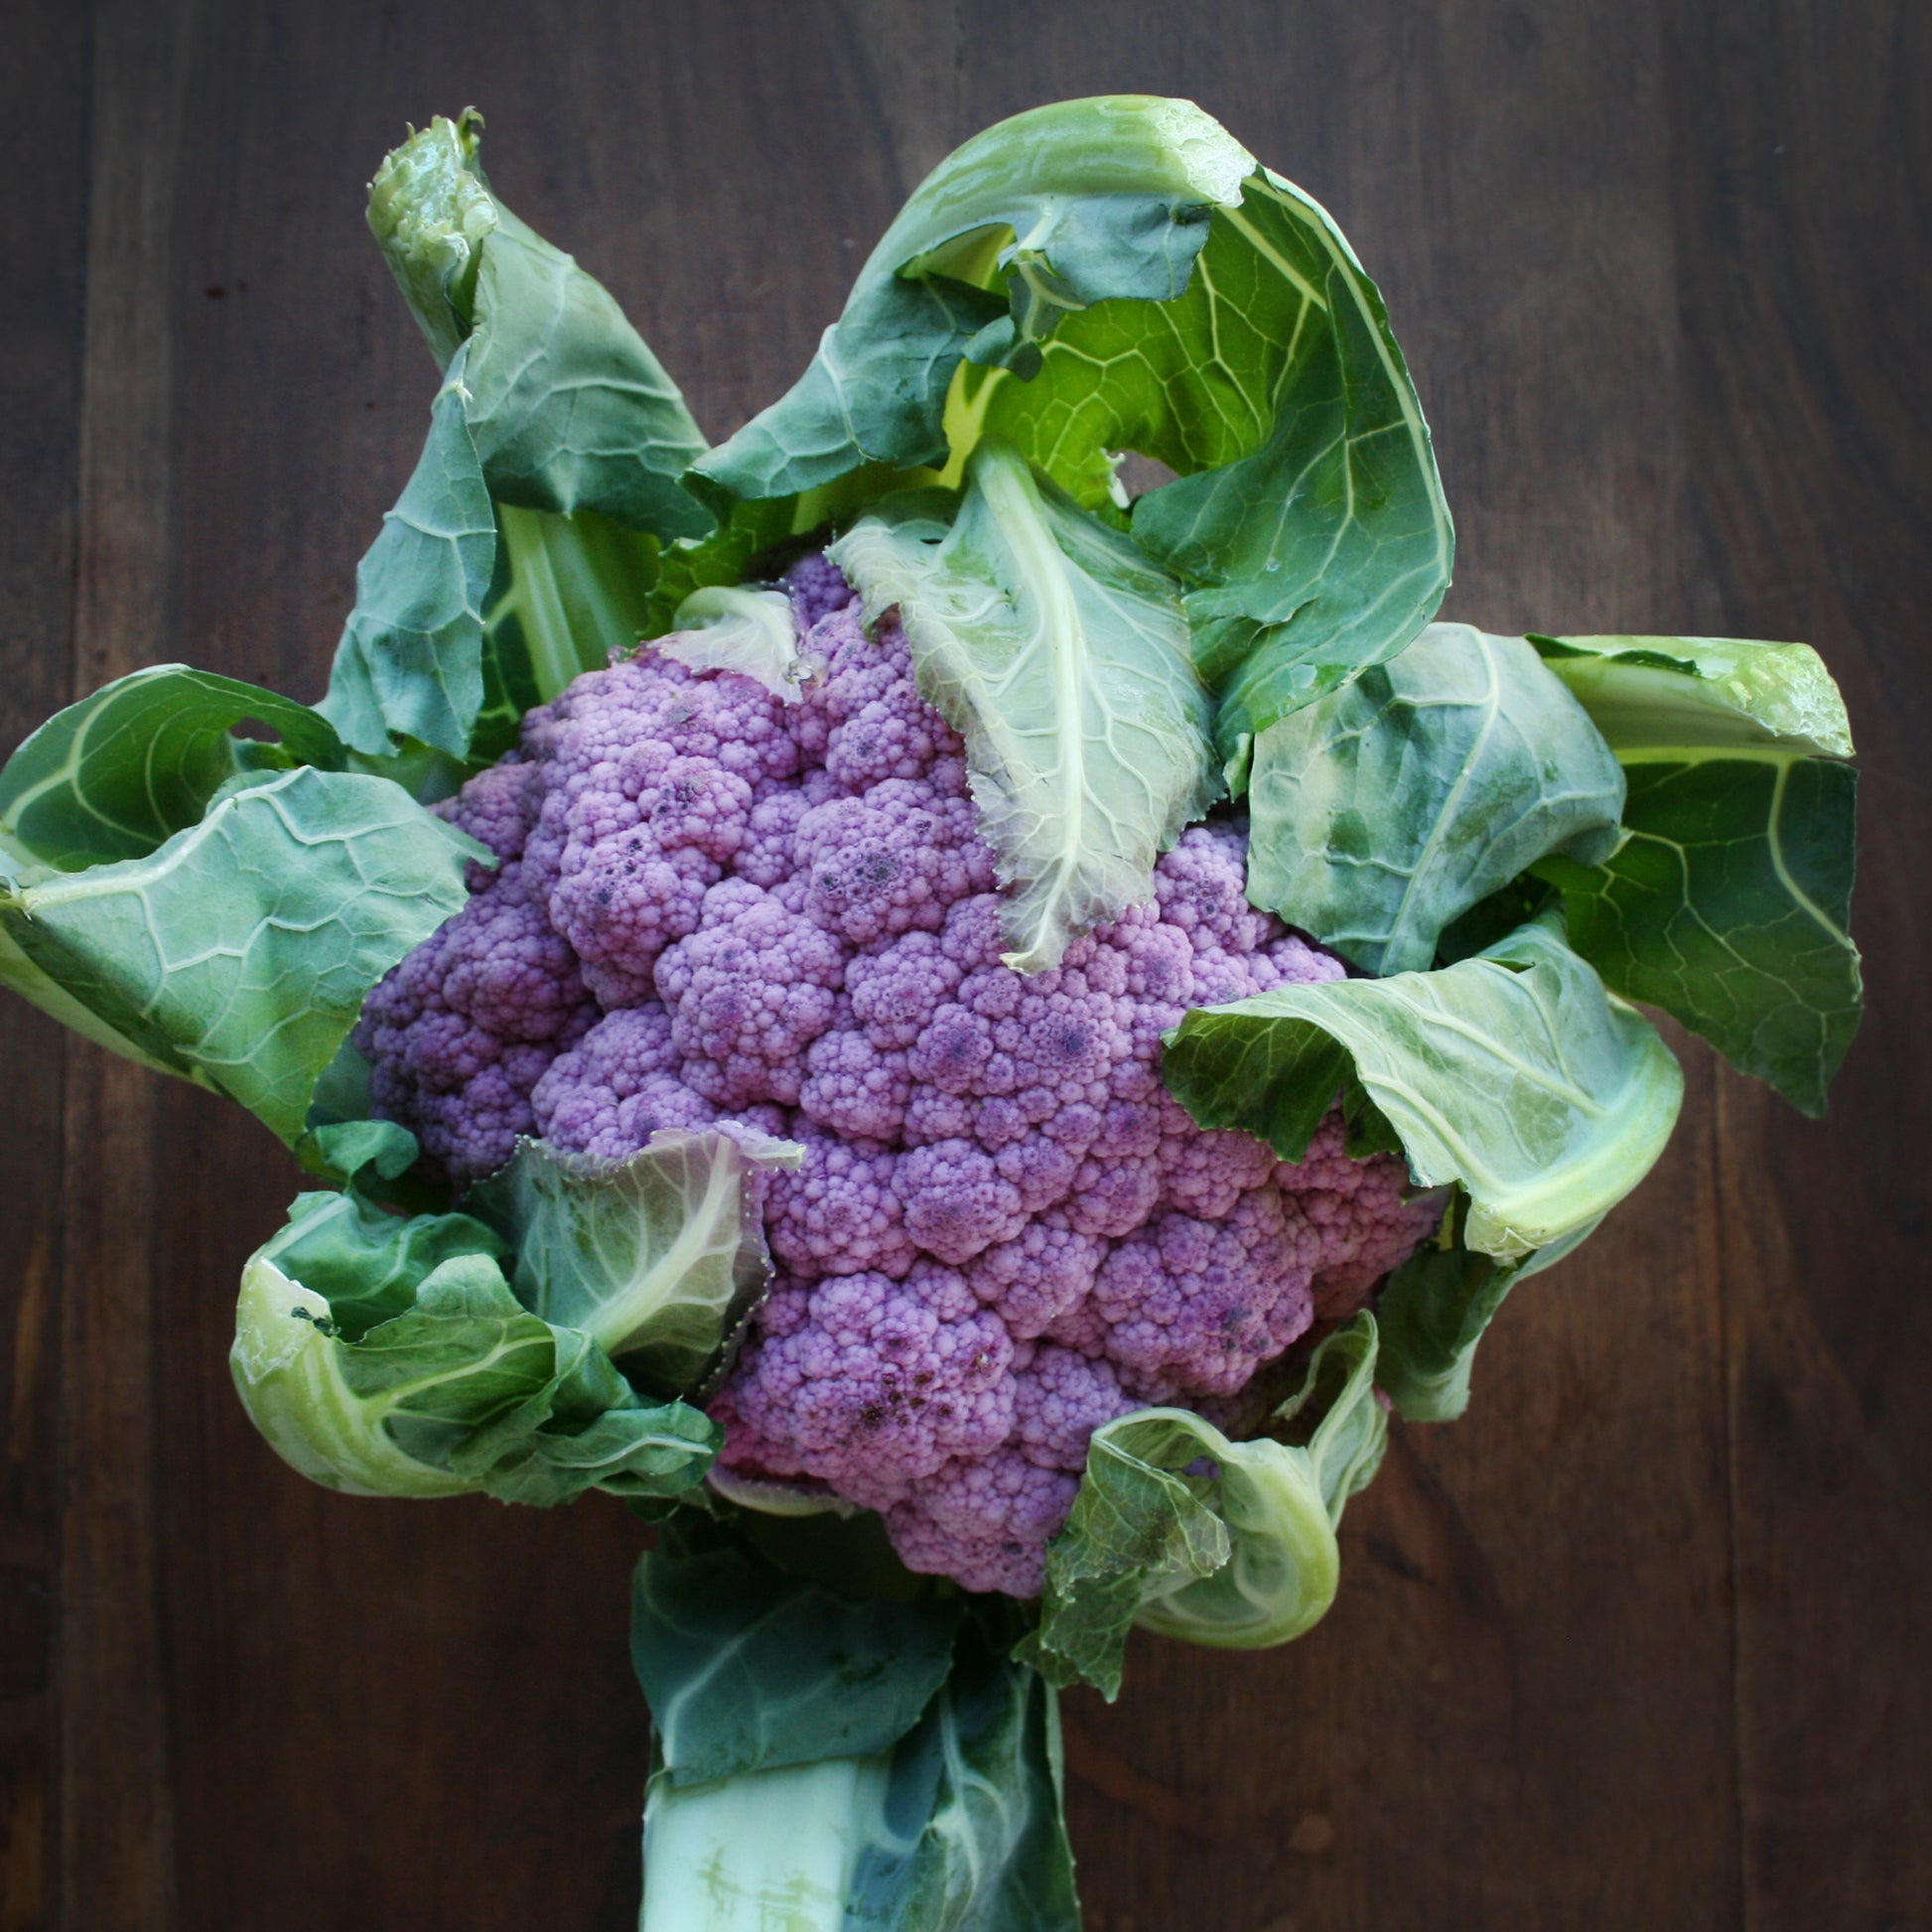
[630,1517,962,1787]
[830,443,1217,971]
[471,1129,803,1398]
[1371,1224,1517,1423]
[1528,632,1854,758]
[694,271,1006,504]
[231,1234,717,1505]
[1024,1401,1356,1699]
[1515,634,1861,1115]
[696,96,1252,504]
[260,1183,507,1341]
[1161,912,1683,1260]
[645,492,810,635]
[293,1116,424,1195]
[0,920,201,1081]
[1124,175,1448,761]
[1372,1199,1598,1421]
[661,587,814,701]
[693,105,1449,794]
[362,105,498,364]
[958,171,1453,780]
[368,111,709,538]
[316,358,497,759]
[323,112,712,762]
[1538,753,1861,1115]
[0,665,344,871]
[1246,623,1625,975]
[1264,1312,1390,1512]
[845,1609,1080,1931]
[637,1581,1078,1932]
[0,767,481,1142]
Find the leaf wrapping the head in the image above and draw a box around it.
[1245,623,1626,975]
[831,443,1217,972]
[1162,913,1683,1260]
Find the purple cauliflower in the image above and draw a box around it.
[354,558,1443,1596]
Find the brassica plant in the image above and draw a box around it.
[0,97,1860,1930]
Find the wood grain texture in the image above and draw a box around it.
[0,6,87,1927]
[0,1,1924,1928]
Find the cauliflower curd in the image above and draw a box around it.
[357,556,1441,1593]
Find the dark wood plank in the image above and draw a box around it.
[0,5,88,1926]
[1664,2,1932,1923]
[54,4,198,1926]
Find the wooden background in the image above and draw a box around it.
[2,2,1926,1926]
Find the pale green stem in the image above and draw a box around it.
[639,1754,892,1932]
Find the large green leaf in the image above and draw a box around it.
[1539,753,1860,1116]
[0,921,192,1079]
[367,110,709,536]
[830,443,1217,971]
[322,113,711,762]
[630,1517,962,1788]
[0,665,270,1075]
[694,108,1449,793]
[0,664,344,871]
[1245,623,1625,975]
[1521,632,1861,1115]
[471,1129,803,1398]
[0,767,481,1142]
[231,1241,717,1506]
[1023,1323,1384,1701]
[959,170,1452,776]
[1139,170,1451,775]
[1161,913,1683,1260]
[695,96,1253,504]
[844,1610,1080,1932]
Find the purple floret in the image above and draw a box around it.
[894,1139,1028,1265]
[765,1120,916,1280]
[353,860,595,1184]
[1090,1190,1320,1399]
[783,551,857,629]
[354,553,1444,1593]
[1011,1346,1137,1470]
[530,1005,701,1161]
[725,1262,1015,1505]
[796,780,995,946]
[885,1449,1080,1598]
[654,882,846,1108]
[799,1022,911,1141]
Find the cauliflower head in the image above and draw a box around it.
[356,557,1441,1595]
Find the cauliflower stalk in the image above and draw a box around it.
[0,96,1860,1932]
